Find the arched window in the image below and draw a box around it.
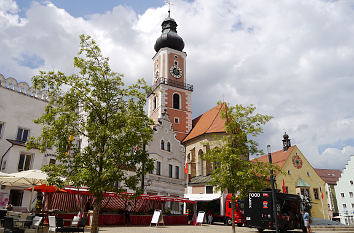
[173,93,180,109]
[160,140,164,150]
[167,142,171,152]
[153,96,157,110]
[198,149,204,176]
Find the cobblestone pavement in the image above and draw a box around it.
[94,225,337,233]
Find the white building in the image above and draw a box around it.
[335,155,354,225]
[0,74,55,209]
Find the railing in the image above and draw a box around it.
[152,77,193,92]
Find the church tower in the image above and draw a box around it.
[148,12,193,141]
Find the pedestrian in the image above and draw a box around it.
[5,202,13,211]
[207,210,213,224]
[302,210,311,233]
[125,202,132,226]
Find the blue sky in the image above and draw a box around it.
[1,0,354,170]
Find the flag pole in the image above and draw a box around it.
[319,183,325,219]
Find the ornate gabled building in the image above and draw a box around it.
[334,155,354,225]
[254,134,329,220]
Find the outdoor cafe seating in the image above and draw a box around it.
[0,210,44,233]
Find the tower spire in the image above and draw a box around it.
[166,0,172,17]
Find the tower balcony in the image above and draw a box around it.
[152,77,193,92]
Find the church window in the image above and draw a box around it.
[175,166,179,179]
[173,93,180,109]
[174,55,178,58]
[198,150,204,176]
[153,96,157,110]
[17,128,29,142]
[174,60,178,66]
[174,117,179,123]
[160,140,165,150]
[156,161,161,175]
[167,142,171,152]
[169,164,173,178]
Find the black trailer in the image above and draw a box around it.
[245,191,305,232]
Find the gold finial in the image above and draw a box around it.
[165,0,173,17]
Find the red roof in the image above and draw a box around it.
[314,169,342,185]
[183,103,226,142]
[252,146,295,169]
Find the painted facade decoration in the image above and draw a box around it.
[335,155,354,225]
[254,139,329,220]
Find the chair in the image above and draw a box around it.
[48,216,56,233]
[23,216,42,233]
[70,217,80,228]
[3,217,24,233]
[62,217,87,233]
[23,216,34,229]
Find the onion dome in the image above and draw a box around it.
[154,16,185,52]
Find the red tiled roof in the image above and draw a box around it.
[183,103,226,143]
[252,146,295,169]
[314,168,342,185]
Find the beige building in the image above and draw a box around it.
[254,134,329,219]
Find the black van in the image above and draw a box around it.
[245,191,306,232]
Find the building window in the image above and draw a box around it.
[352,203,354,209]
[287,170,291,175]
[167,142,171,152]
[350,180,353,185]
[206,186,213,194]
[313,188,319,200]
[153,96,157,110]
[17,128,29,142]
[0,122,4,138]
[18,153,33,171]
[160,140,164,150]
[349,192,353,198]
[49,159,56,165]
[341,193,345,198]
[174,60,178,66]
[174,117,179,124]
[175,166,179,179]
[173,93,180,109]
[156,161,161,175]
[201,159,204,176]
[343,204,347,208]
[174,55,178,58]
[168,164,173,178]
[307,172,310,176]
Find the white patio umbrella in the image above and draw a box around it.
[0,169,48,210]
[0,172,14,191]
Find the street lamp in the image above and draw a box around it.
[267,145,279,233]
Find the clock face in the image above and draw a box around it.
[169,65,183,78]
[292,155,303,169]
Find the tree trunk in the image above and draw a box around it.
[231,193,236,233]
[91,195,102,233]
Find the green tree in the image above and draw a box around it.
[203,102,277,233]
[27,34,154,233]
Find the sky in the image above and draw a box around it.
[1,0,354,170]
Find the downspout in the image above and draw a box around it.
[0,144,13,172]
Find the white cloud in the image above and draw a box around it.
[1,0,354,170]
